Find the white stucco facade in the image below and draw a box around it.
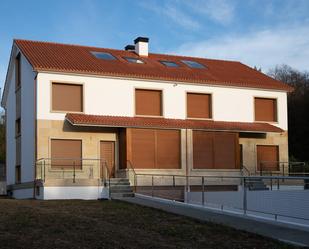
[37,72,288,130]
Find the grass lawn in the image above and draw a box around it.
[0,199,297,249]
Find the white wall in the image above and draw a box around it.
[20,54,36,182]
[5,51,17,185]
[4,47,36,185]
[37,73,288,130]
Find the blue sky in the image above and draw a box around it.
[1,0,309,95]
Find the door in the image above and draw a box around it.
[100,141,115,178]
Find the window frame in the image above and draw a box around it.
[186,91,213,120]
[134,88,164,117]
[181,60,205,69]
[254,97,278,123]
[15,53,21,90]
[15,118,21,137]
[124,57,145,64]
[50,81,85,113]
[15,165,21,184]
[91,51,117,61]
[159,60,180,68]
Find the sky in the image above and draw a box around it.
[0,0,309,97]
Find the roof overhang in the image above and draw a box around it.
[65,113,284,133]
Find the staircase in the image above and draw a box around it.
[109,178,134,199]
[246,178,269,191]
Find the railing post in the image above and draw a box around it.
[151,175,154,197]
[40,162,43,180]
[282,163,285,182]
[202,176,205,206]
[277,177,280,190]
[173,175,175,188]
[73,161,76,183]
[43,160,46,182]
[270,172,273,191]
[243,178,247,215]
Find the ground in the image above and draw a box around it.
[0,199,298,249]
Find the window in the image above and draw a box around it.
[129,128,180,169]
[135,89,162,116]
[52,83,83,112]
[91,51,116,60]
[193,131,239,169]
[51,139,82,168]
[160,61,179,67]
[256,145,279,171]
[181,60,205,68]
[15,53,21,88]
[15,118,21,136]
[124,57,144,64]
[254,98,277,122]
[15,165,21,184]
[187,93,212,119]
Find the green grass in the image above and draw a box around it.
[0,199,298,249]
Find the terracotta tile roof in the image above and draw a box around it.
[15,39,292,92]
[66,113,284,133]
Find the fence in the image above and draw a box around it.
[35,158,111,185]
[134,173,309,226]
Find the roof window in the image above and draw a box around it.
[181,60,205,68]
[91,51,116,60]
[160,61,179,67]
[124,57,144,64]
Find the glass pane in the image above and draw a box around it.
[91,51,116,60]
[181,60,205,68]
[160,61,179,67]
[124,57,144,64]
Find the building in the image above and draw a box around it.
[0,37,292,199]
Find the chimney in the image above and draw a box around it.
[124,45,135,51]
[134,37,149,57]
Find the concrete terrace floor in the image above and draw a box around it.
[0,199,299,249]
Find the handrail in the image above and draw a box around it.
[134,173,309,180]
[127,160,137,192]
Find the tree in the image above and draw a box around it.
[268,65,309,161]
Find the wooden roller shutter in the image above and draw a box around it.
[131,129,156,169]
[254,98,277,122]
[193,131,214,169]
[157,130,180,169]
[135,89,162,116]
[51,139,82,168]
[52,83,83,112]
[187,93,211,119]
[257,145,279,171]
[213,133,237,169]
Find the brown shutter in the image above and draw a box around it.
[193,131,238,169]
[118,128,127,169]
[187,93,211,119]
[213,133,237,169]
[257,145,279,171]
[131,129,156,168]
[157,130,180,169]
[135,89,162,116]
[130,128,180,169]
[51,139,82,168]
[254,98,277,122]
[52,83,83,112]
[193,131,214,169]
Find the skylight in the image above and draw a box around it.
[91,51,116,60]
[160,61,179,67]
[124,57,144,64]
[181,60,205,68]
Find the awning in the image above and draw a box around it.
[65,113,284,133]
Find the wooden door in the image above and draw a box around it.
[100,141,115,178]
